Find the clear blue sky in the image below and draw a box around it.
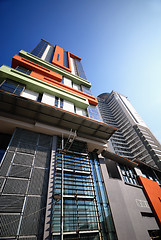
[1,0,161,142]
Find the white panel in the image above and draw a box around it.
[73,83,80,91]
[63,100,74,113]
[41,45,51,61]
[21,89,39,101]
[76,107,86,116]
[42,93,55,106]
[64,77,72,87]
[70,57,77,75]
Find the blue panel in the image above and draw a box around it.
[0,79,24,95]
[63,51,69,68]
[75,59,87,80]
[31,40,48,58]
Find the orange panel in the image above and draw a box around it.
[52,45,71,72]
[30,72,98,106]
[138,176,161,227]
[12,55,62,82]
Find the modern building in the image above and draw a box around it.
[0,40,161,240]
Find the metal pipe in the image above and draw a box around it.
[61,136,64,240]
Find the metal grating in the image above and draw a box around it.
[0,214,20,237]
[28,168,49,195]
[0,177,5,189]
[0,195,24,213]
[34,147,50,168]
[9,165,31,179]
[16,128,38,145]
[38,134,52,148]
[13,152,34,166]
[20,196,46,237]
[3,178,28,194]
[0,151,14,176]
[17,142,36,155]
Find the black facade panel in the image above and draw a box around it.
[34,147,50,168]
[9,165,31,179]
[38,134,52,148]
[13,152,34,166]
[20,196,46,238]
[0,151,14,176]
[0,195,24,213]
[28,168,49,195]
[0,214,20,237]
[17,142,37,155]
[3,178,28,194]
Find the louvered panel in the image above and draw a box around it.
[0,195,24,213]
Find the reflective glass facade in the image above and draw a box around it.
[88,105,102,122]
[75,59,87,80]
[63,51,69,68]
[31,40,48,58]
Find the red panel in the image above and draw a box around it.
[12,55,62,82]
[138,176,161,227]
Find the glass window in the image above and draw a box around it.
[0,79,25,95]
[0,133,11,163]
[15,66,31,75]
[119,164,138,185]
[63,51,69,68]
[75,59,87,80]
[88,105,102,122]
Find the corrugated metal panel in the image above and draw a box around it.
[0,195,24,213]
[0,151,14,176]
[0,214,20,237]
[28,168,49,195]
[9,165,31,179]
[20,196,46,237]
[3,178,28,194]
[13,152,34,166]
[34,147,50,168]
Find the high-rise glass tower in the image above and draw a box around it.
[98,91,161,170]
[0,40,161,240]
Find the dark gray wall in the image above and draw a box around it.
[99,158,159,240]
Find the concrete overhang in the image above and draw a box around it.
[0,91,117,144]
[101,150,138,168]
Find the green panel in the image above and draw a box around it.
[19,50,91,88]
[0,65,89,109]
